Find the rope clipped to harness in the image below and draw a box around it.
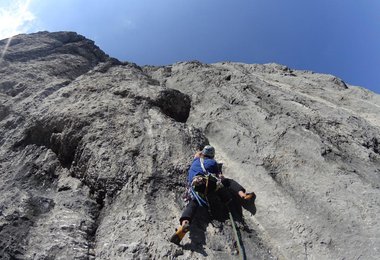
[190,174,214,207]
[190,186,208,207]
[190,158,222,207]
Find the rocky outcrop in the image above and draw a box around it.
[0,32,379,260]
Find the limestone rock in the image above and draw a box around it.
[0,32,379,260]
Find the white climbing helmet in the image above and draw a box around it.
[202,145,215,158]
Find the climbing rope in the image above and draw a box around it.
[190,187,208,206]
[228,208,247,260]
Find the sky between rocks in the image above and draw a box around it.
[0,0,379,94]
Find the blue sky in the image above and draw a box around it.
[1,0,379,93]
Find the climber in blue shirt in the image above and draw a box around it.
[187,149,219,184]
[170,145,256,245]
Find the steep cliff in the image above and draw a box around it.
[1,31,379,260]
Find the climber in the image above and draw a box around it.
[170,145,255,244]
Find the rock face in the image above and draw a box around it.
[0,31,379,260]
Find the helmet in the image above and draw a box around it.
[202,145,215,158]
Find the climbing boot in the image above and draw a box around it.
[241,192,257,215]
[243,192,256,202]
[169,222,190,245]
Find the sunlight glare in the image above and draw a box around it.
[0,0,35,61]
[0,0,35,39]
[0,37,12,61]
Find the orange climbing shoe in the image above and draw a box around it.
[241,192,257,215]
[244,192,256,202]
[169,222,190,245]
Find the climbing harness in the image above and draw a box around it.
[190,157,222,207]
[190,186,208,206]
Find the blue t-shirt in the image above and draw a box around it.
[188,157,219,184]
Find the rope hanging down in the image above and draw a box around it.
[228,208,247,260]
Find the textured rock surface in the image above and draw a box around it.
[1,31,379,260]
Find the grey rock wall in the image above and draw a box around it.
[0,32,379,260]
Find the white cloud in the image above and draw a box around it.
[0,0,35,40]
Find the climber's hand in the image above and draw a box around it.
[194,151,202,158]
